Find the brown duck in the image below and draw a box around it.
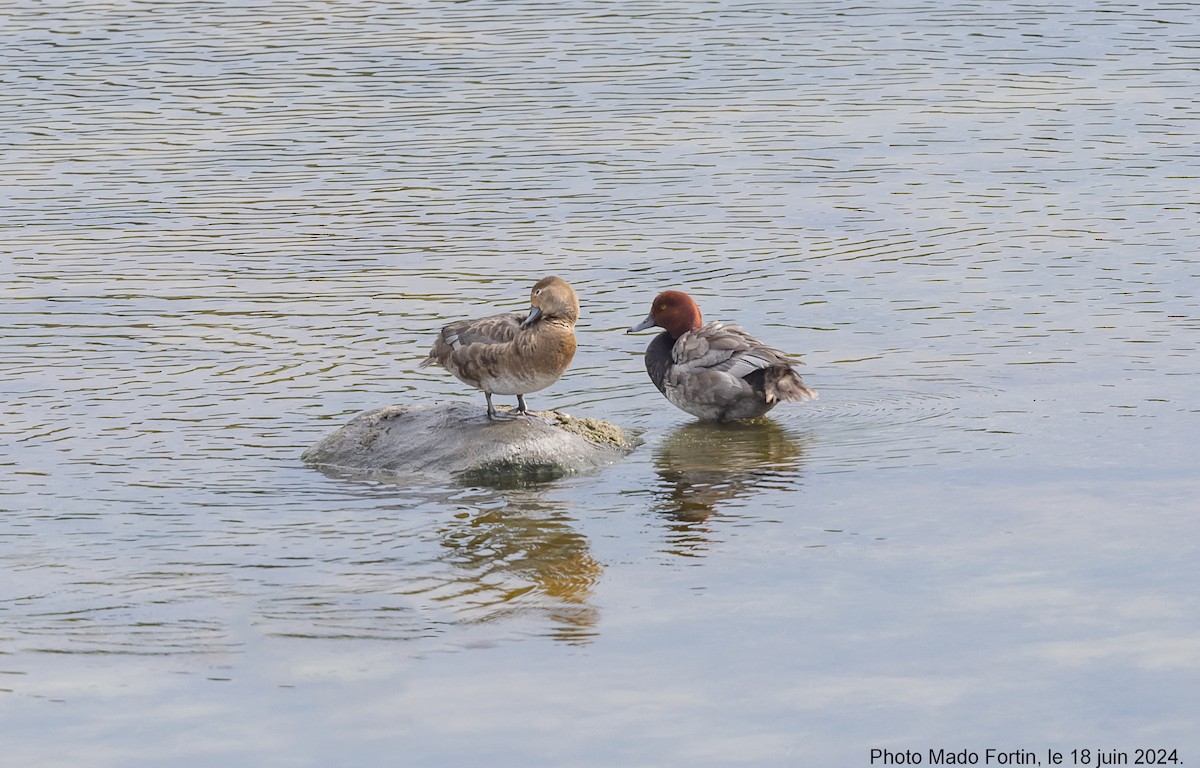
[421,276,579,419]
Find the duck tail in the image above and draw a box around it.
[420,325,465,369]
[764,367,817,403]
[419,337,449,369]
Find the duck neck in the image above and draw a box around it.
[538,314,575,330]
[665,307,702,339]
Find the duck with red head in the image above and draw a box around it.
[421,276,578,420]
[627,290,816,421]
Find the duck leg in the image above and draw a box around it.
[485,391,520,421]
[516,394,529,415]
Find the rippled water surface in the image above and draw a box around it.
[3,0,1199,764]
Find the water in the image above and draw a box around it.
[2,0,1198,764]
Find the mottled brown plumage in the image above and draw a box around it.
[628,290,816,421]
[421,276,579,419]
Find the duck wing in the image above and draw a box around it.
[672,322,799,374]
[672,322,815,404]
[440,312,525,348]
[421,312,525,367]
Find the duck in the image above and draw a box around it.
[420,276,579,420]
[627,290,816,421]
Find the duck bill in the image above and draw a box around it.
[520,305,542,328]
[627,314,657,333]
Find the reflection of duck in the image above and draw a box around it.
[421,276,579,419]
[430,489,600,643]
[627,290,816,421]
[653,420,807,555]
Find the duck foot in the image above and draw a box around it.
[510,395,548,421]
[485,393,525,421]
[488,411,523,421]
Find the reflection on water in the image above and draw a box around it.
[252,485,602,646]
[0,483,601,656]
[652,419,807,556]
[288,474,602,644]
[424,488,601,645]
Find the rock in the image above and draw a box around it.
[302,401,640,485]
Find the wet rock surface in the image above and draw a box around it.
[302,401,639,485]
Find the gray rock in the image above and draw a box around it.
[302,401,640,485]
